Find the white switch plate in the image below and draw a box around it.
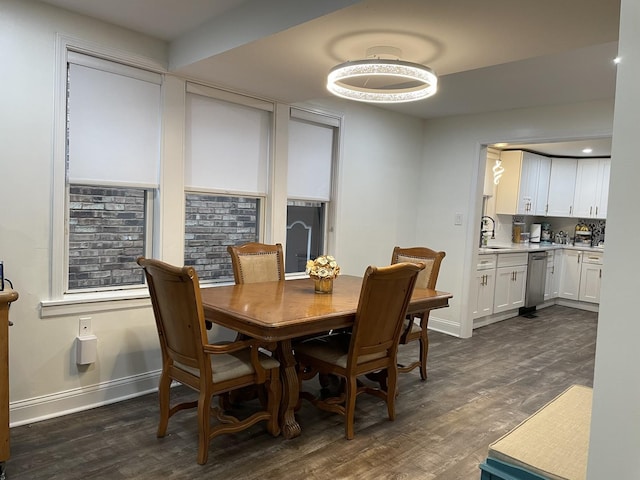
[454,213,463,225]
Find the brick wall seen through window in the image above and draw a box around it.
[68,185,146,290]
[185,193,259,282]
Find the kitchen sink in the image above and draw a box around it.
[480,246,512,250]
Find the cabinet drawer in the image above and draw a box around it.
[497,252,528,268]
[477,254,497,270]
[582,252,603,264]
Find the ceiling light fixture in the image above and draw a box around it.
[582,148,593,154]
[327,46,438,104]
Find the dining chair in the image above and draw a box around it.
[227,242,285,284]
[295,262,424,439]
[391,246,446,380]
[137,257,281,465]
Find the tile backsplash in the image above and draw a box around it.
[494,215,606,246]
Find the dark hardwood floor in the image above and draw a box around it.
[6,305,596,479]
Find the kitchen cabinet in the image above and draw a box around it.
[472,255,497,319]
[544,250,560,301]
[558,249,582,300]
[546,158,577,217]
[495,150,550,216]
[573,159,611,219]
[558,249,604,303]
[493,253,528,313]
[579,252,603,303]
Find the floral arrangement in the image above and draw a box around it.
[306,255,340,279]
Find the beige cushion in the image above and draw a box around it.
[488,384,592,480]
[238,253,281,283]
[295,335,386,368]
[403,318,422,334]
[396,254,435,289]
[175,350,279,384]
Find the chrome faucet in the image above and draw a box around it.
[480,216,496,246]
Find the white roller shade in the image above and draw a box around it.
[288,117,334,201]
[67,56,161,187]
[185,92,270,194]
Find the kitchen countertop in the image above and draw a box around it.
[478,243,604,255]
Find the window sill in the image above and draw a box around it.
[40,289,151,318]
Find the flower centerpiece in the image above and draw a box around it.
[306,255,340,293]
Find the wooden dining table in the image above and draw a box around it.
[200,275,452,439]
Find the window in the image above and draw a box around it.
[184,83,273,281]
[184,194,259,282]
[286,108,339,273]
[65,52,160,292]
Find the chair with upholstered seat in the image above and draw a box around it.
[295,262,424,439]
[137,257,281,465]
[227,242,284,284]
[391,246,446,380]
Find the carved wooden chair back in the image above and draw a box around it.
[227,242,285,284]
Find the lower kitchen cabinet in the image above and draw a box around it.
[472,254,497,319]
[493,253,528,313]
[558,249,582,300]
[544,250,560,301]
[579,253,604,303]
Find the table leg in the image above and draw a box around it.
[276,339,301,439]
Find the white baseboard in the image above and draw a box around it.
[9,370,162,427]
[428,314,461,337]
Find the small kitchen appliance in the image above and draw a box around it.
[530,223,541,243]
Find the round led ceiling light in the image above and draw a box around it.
[327,47,438,104]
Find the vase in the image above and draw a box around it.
[313,277,333,294]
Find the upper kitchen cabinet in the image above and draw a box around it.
[573,158,611,218]
[495,150,550,216]
[547,158,577,217]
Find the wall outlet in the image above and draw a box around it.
[454,213,463,225]
[79,316,92,337]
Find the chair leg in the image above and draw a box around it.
[344,376,357,440]
[196,390,212,465]
[419,330,428,381]
[156,371,172,437]
[386,366,398,421]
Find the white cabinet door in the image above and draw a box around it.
[494,265,527,313]
[573,159,610,218]
[472,270,496,319]
[544,251,557,302]
[517,152,550,215]
[533,155,551,216]
[579,263,602,303]
[595,159,611,218]
[547,158,577,217]
[558,250,582,299]
[552,250,562,298]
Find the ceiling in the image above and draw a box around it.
[38,0,621,157]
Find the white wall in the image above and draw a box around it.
[0,1,425,424]
[587,0,640,477]
[415,101,615,337]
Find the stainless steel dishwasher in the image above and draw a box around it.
[525,251,547,308]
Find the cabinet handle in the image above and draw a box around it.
[590,206,593,216]
[569,205,573,215]
[595,206,599,216]
[599,269,602,279]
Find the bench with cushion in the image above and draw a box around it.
[480,384,592,480]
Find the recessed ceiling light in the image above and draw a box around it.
[582,148,593,154]
[493,143,508,148]
[613,57,621,64]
